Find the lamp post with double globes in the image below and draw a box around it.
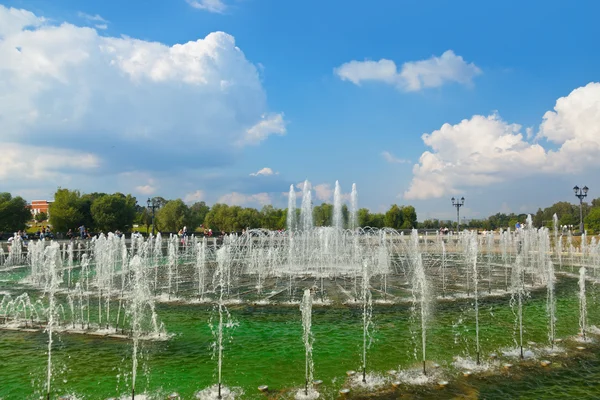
[147,198,158,236]
[573,185,589,234]
[451,196,465,234]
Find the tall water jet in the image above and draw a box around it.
[469,234,481,365]
[360,261,373,383]
[288,184,297,231]
[409,230,430,375]
[44,242,61,400]
[300,181,313,232]
[210,246,235,399]
[579,266,587,341]
[349,183,358,230]
[300,288,315,397]
[333,181,343,230]
[129,255,146,400]
[546,260,557,348]
[196,238,208,299]
[511,254,527,359]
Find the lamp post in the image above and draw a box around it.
[573,185,589,234]
[451,196,465,234]
[147,198,158,235]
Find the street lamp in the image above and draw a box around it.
[573,185,589,233]
[147,198,158,235]
[451,196,465,234]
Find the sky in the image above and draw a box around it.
[1,0,600,221]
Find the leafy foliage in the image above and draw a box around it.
[0,193,31,232]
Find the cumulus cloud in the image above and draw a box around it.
[404,82,600,200]
[249,167,278,176]
[218,192,271,206]
[186,0,227,13]
[313,183,333,201]
[0,5,284,199]
[77,12,108,29]
[184,190,206,203]
[381,151,410,164]
[335,50,481,91]
[0,142,100,180]
[135,185,156,195]
[242,113,286,145]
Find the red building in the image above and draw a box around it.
[29,200,53,216]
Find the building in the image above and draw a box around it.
[29,200,53,217]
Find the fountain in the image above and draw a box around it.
[579,266,587,341]
[44,242,61,400]
[468,233,481,365]
[360,261,373,383]
[298,288,317,399]
[408,230,430,375]
[2,184,600,399]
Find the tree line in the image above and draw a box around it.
[0,188,419,235]
[4,188,600,235]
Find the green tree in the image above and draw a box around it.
[313,203,333,226]
[400,205,417,229]
[384,205,403,229]
[189,201,210,230]
[585,207,600,234]
[260,205,285,230]
[237,207,261,230]
[49,189,84,232]
[421,219,440,229]
[34,211,48,224]
[156,199,190,232]
[0,193,31,232]
[357,208,371,227]
[91,193,137,232]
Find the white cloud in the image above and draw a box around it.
[381,151,410,164]
[77,12,107,23]
[135,185,156,195]
[0,6,44,37]
[250,167,278,176]
[186,0,227,13]
[313,183,332,201]
[77,12,109,30]
[404,82,600,200]
[0,142,99,180]
[335,50,481,91]
[184,190,206,203]
[218,192,271,206]
[0,5,284,196]
[241,113,286,145]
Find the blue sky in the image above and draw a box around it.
[1,0,600,220]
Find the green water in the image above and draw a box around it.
[1,276,600,399]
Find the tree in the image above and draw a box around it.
[189,201,210,230]
[260,205,285,230]
[34,211,48,224]
[384,205,403,229]
[585,207,600,234]
[0,193,31,232]
[156,199,190,232]
[401,205,417,229]
[313,203,333,226]
[91,193,137,232]
[49,189,84,232]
